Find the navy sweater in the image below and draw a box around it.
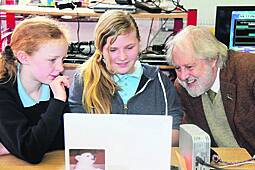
[0,78,70,164]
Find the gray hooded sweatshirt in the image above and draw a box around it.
[68,64,183,129]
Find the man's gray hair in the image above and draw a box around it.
[166,25,228,68]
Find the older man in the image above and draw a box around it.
[167,25,255,155]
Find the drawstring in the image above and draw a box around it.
[158,72,168,116]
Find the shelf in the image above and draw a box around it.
[0,4,197,57]
[0,5,187,19]
[64,63,175,70]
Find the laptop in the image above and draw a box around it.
[64,113,172,170]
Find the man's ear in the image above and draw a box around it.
[16,51,30,64]
[211,58,218,68]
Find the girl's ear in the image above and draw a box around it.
[16,51,30,65]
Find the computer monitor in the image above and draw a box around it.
[215,6,255,53]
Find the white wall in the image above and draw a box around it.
[181,0,255,26]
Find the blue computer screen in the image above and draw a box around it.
[229,11,255,53]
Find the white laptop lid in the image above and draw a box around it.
[64,113,172,170]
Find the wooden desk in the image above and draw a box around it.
[0,150,64,170]
[0,147,254,170]
[171,147,255,169]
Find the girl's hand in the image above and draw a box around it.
[49,75,70,102]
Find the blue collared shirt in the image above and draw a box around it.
[17,64,50,107]
[113,61,143,104]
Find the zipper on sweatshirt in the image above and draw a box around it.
[123,104,128,114]
[135,78,152,96]
[124,78,152,114]
[128,78,152,102]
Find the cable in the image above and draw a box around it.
[163,31,176,45]
[87,0,109,9]
[219,161,255,169]
[196,156,223,170]
[75,7,80,43]
[171,0,187,12]
[145,18,154,53]
[212,154,255,168]
[197,155,255,169]
[142,18,169,55]
[146,0,187,13]
[148,18,168,47]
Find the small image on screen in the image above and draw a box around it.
[229,11,255,53]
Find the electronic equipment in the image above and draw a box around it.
[89,3,136,13]
[115,0,134,5]
[139,53,168,66]
[134,1,161,13]
[229,11,255,53]
[64,41,95,64]
[55,1,82,10]
[215,6,255,53]
[179,124,211,170]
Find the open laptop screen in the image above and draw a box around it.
[64,113,172,170]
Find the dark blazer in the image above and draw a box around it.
[175,50,255,155]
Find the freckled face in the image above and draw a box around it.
[102,31,140,74]
[28,39,68,84]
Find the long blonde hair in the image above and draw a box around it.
[0,16,68,83]
[80,10,140,114]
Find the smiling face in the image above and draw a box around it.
[26,39,68,84]
[172,43,218,97]
[102,31,139,74]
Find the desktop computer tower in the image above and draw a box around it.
[179,124,211,170]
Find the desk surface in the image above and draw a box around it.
[0,147,254,170]
[0,5,187,19]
